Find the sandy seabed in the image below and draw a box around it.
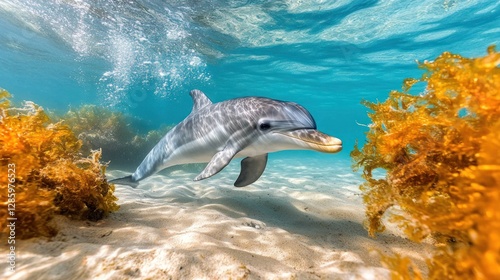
[2,158,431,279]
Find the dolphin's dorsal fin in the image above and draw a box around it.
[189,89,212,113]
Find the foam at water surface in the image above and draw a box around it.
[0,0,210,105]
[1,1,497,110]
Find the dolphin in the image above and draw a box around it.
[110,89,342,188]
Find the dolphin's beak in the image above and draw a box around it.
[277,129,343,153]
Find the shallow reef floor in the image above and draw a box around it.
[2,159,431,279]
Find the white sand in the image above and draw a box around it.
[3,157,432,279]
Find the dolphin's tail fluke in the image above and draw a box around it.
[109,175,139,188]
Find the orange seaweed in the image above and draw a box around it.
[0,91,119,239]
[351,46,500,279]
[56,104,172,168]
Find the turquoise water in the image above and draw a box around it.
[1,3,498,277]
[1,0,499,162]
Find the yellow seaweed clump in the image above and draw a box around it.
[0,90,119,239]
[351,46,500,279]
[56,105,172,169]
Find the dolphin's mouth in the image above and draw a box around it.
[277,129,342,153]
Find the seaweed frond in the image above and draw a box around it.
[351,46,500,278]
[56,105,172,168]
[0,93,119,239]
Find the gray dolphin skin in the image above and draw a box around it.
[110,89,342,188]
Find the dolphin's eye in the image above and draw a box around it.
[259,122,271,131]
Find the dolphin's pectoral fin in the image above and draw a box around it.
[194,147,237,181]
[234,154,268,187]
